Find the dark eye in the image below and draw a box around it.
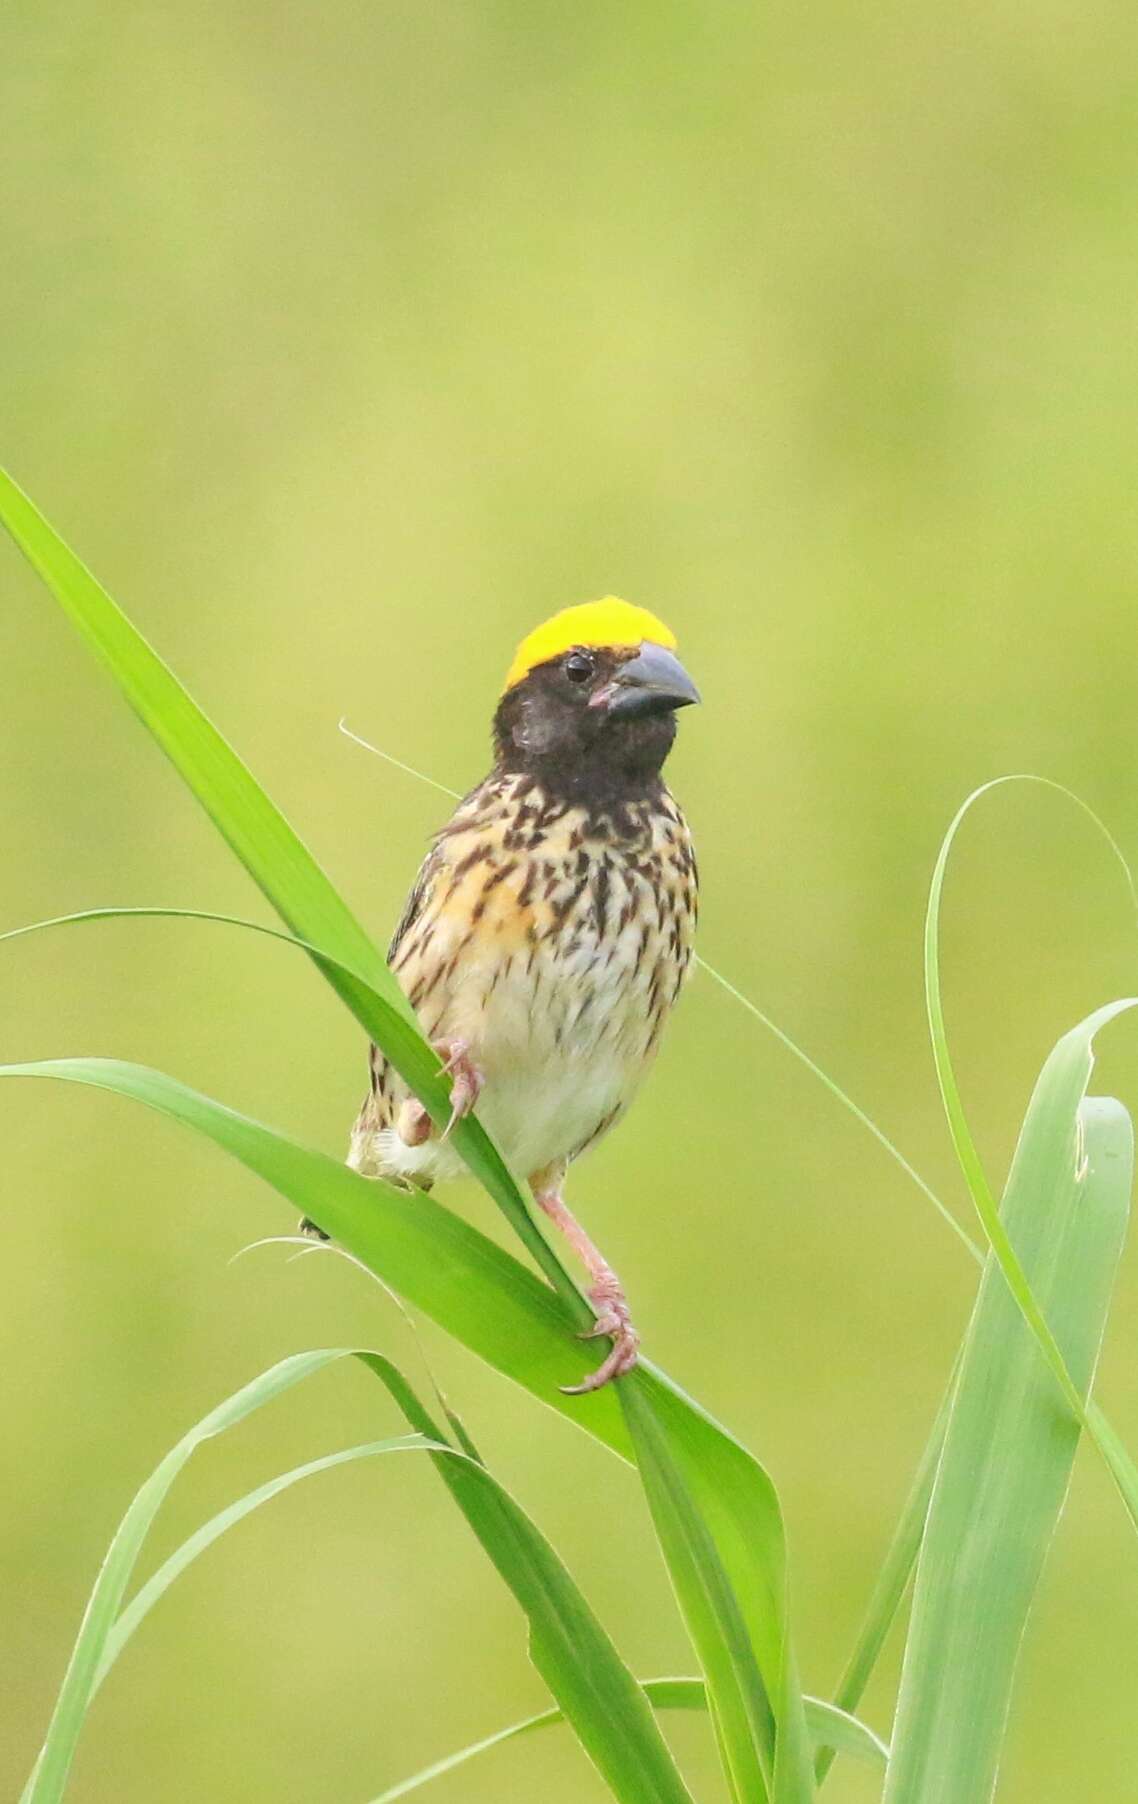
[564,648,596,684]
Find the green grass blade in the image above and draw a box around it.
[800,1699,887,1771]
[620,1385,778,1801]
[926,781,1138,1526]
[0,1043,812,1804]
[0,463,575,1308]
[0,1057,628,1441]
[818,781,1138,1773]
[814,1380,953,1786]
[366,1682,886,1803]
[641,1686,882,1771]
[99,1436,431,1689]
[0,469,391,1002]
[351,1354,697,1804]
[622,1383,816,1804]
[829,1009,1138,1788]
[883,1093,1132,1804]
[20,1349,392,1804]
[22,1335,695,1804]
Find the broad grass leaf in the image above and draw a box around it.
[884,1094,1131,1803]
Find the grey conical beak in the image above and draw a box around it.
[597,643,701,718]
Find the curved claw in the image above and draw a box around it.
[434,1039,484,1139]
[579,1310,622,1341]
[561,1315,640,1395]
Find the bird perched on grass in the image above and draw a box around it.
[331,599,699,1392]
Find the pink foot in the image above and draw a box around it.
[561,1270,640,1395]
[434,1038,484,1137]
[396,1096,432,1147]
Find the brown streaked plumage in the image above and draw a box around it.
[322,598,700,1391]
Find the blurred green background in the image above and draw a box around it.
[4,2,1138,1797]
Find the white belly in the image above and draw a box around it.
[376,915,652,1186]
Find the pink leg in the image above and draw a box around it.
[531,1170,639,1394]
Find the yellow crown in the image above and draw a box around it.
[505,598,677,691]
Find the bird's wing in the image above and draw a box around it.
[358,778,510,1130]
[354,838,449,1145]
[386,839,446,964]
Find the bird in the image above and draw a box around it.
[316,598,700,1392]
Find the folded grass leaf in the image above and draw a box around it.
[621,1385,778,1800]
[825,1006,1138,1787]
[622,1382,816,1803]
[884,1093,1131,1803]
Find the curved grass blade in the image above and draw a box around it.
[817,779,1138,1774]
[884,1094,1131,1803]
[926,780,1138,1525]
[20,1350,411,1804]
[0,916,818,1804]
[0,902,587,1327]
[1,1057,812,1800]
[0,472,391,1000]
[25,1428,432,1803]
[349,1353,697,1804]
[100,1436,431,1687]
[2,901,824,1804]
[22,1340,697,1804]
[366,1683,886,1804]
[0,1057,628,1444]
[0,464,575,1308]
